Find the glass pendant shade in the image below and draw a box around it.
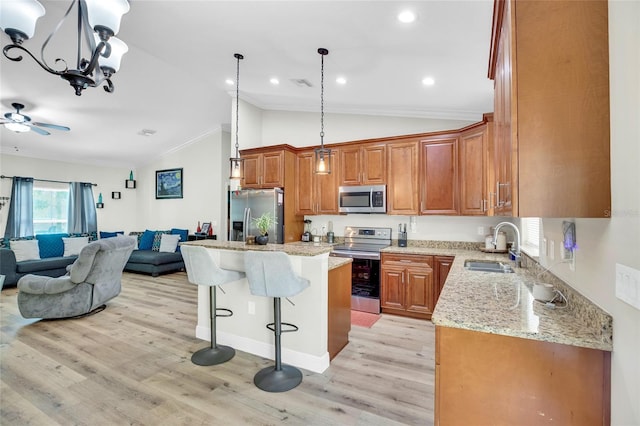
[95,34,128,73]
[0,0,45,41]
[5,122,30,132]
[230,157,244,179]
[85,0,130,37]
[314,147,331,175]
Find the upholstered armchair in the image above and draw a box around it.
[17,236,136,319]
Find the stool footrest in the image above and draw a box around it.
[215,308,233,318]
[266,322,298,333]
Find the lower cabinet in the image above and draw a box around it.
[435,326,611,425]
[381,253,454,320]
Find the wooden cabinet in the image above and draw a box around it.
[242,149,286,189]
[295,149,340,215]
[488,0,610,217]
[339,143,386,186]
[381,253,434,319]
[419,135,459,215]
[459,121,490,216]
[328,261,351,360]
[386,141,419,215]
[435,326,611,425]
[434,256,454,304]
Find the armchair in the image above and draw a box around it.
[17,236,136,319]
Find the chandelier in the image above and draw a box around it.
[0,0,130,96]
[229,53,244,180]
[314,48,331,174]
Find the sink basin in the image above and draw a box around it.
[464,259,514,273]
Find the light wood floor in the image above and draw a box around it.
[1,272,435,425]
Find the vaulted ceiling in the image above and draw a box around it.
[0,1,495,168]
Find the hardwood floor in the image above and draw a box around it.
[1,272,435,425]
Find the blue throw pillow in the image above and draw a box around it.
[139,230,156,250]
[100,231,124,239]
[171,228,189,251]
[36,233,68,258]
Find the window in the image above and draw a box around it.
[521,217,540,248]
[33,184,69,234]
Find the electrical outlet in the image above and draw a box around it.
[248,301,256,315]
[549,240,555,260]
[542,238,548,257]
[616,263,640,310]
[477,226,485,236]
[410,216,417,233]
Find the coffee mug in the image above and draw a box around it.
[533,283,556,302]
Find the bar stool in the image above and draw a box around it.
[244,251,310,392]
[181,245,245,366]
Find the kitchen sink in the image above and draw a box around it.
[464,260,514,273]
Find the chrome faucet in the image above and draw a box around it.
[493,222,522,267]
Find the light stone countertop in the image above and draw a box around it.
[328,256,352,271]
[181,239,333,257]
[383,244,613,352]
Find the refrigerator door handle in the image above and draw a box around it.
[244,207,251,240]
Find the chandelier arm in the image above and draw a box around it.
[79,41,107,76]
[102,78,114,93]
[39,0,77,72]
[3,44,65,75]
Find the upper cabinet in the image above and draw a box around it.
[420,135,459,215]
[488,0,610,217]
[295,149,340,215]
[242,149,286,189]
[339,144,386,186]
[387,141,420,215]
[459,116,492,216]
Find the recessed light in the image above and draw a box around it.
[336,76,347,85]
[422,77,435,86]
[225,79,234,85]
[398,10,416,23]
[270,77,280,85]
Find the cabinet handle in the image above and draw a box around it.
[482,199,488,212]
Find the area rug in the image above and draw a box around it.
[351,310,381,328]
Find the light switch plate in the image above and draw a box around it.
[616,263,640,310]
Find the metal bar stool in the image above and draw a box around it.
[244,251,310,392]
[181,245,245,365]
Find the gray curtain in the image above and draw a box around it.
[4,177,34,238]
[67,182,97,234]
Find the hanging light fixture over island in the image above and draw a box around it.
[314,48,331,175]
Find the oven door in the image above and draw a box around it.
[331,251,381,314]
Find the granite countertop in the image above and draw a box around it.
[419,248,614,352]
[328,256,352,271]
[181,240,333,257]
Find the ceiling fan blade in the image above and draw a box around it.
[28,125,51,136]
[32,122,70,131]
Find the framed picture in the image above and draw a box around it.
[201,222,211,235]
[155,168,183,199]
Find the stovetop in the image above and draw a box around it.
[332,226,392,254]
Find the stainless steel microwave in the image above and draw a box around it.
[338,185,386,214]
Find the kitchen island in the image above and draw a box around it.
[180,240,349,374]
[426,248,613,425]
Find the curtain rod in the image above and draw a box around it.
[0,175,97,186]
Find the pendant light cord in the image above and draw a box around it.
[320,52,325,145]
[234,53,243,158]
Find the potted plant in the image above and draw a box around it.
[252,212,277,245]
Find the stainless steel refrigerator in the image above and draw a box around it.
[228,188,285,244]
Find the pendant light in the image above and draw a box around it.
[314,48,331,174]
[229,53,244,180]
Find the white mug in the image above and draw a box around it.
[533,283,556,302]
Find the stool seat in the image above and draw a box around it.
[244,251,310,392]
[181,245,245,366]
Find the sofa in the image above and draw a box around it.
[17,236,137,319]
[124,229,187,277]
[0,232,96,289]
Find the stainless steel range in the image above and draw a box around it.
[330,226,392,314]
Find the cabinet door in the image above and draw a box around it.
[339,146,362,186]
[380,265,405,314]
[459,127,487,215]
[387,141,419,215]
[295,151,316,215]
[316,150,340,214]
[262,151,284,187]
[420,136,459,215]
[243,154,261,188]
[434,256,454,305]
[405,265,434,317]
[362,144,386,184]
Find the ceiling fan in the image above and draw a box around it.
[0,103,70,135]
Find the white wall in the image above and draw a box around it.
[537,3,640,424]
[0,154,138,235]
